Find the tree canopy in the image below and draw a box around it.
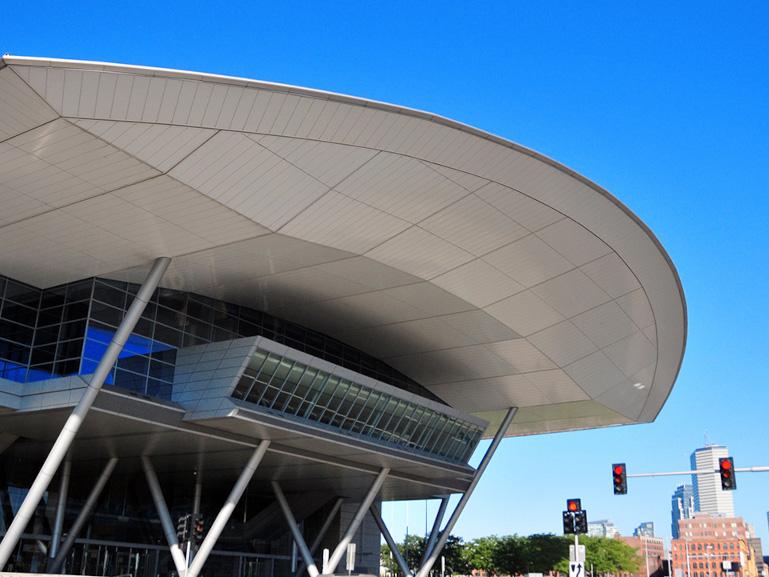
[381,533,641,576]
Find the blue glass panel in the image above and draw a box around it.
[83,337,109,361]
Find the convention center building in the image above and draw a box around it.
[0,56,686,577]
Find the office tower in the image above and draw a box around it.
[672,484,696,538]
[691,446,735,516]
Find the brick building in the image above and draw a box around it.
[620,536,666,577]
[671,515,759,577]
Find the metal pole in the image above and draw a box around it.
[49,457,118,574]
[324,468,389,575]
[414,407,517,577]
[142,455,189,576]
[186,440,270,577]
[628,466,769,478]
[296,497,344,577]
[370,505,410,577]
[272,481,320,577]
[192,477,202,517]
[420,496,449,567]
[0,256,171,571]
[49,455,71,561]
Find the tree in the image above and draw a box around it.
[380,534,467,576]
[443,534,470,575]
[554,537,641,576]
[494,534,528,576]
[463,536,501,576]
[524,533,570,573]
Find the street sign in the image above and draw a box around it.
[569,562,584,577]
[570,545,586,563]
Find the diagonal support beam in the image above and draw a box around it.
[186,440,270,577]
[296,497,344,577]
[420,496,450,568]
[0,256,171,571]
[272,481,320,577]
[49,457,118,574]
[142,456,188,577]
[48,454,71,563]
[414,407,518,577]
[370,505,411,577]
[324,467,389,575]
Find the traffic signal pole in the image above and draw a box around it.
[625,466,769,478]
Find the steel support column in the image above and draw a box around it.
[186,440,270,577]
[0,256,171,571]
[296,497,344,577]
[415,407,518,577]
[370,505,411,577]
[272,481,320,577]
[323,467,389,575]
[142,456,189,576]
[420,496,449,568]
[414,407,517,577]
[48,455,71,562]
[49,457,118,574]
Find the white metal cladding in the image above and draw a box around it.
[0,56,686,438]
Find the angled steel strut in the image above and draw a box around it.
[0,256,171,571]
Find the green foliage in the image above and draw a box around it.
[380,534,467,576]
[462,535,502,575]
[380,532,639,577]
[554,536,641,575]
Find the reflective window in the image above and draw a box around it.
[232,349,483,464]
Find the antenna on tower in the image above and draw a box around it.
[704,431,711,446]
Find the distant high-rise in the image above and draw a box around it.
[691,445,735,516]
[671,484,695,538]
[634,522,655,537]
[588,519,620,538]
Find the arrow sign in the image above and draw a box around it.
[569,562,583,577]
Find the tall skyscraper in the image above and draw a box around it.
[691,445,735,516]
[671,484,695,538]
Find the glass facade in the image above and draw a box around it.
[232,349,484,463]
[0,274,442,403]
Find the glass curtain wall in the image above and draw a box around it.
[232,349,484,463]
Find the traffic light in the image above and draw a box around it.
[176,514,191,542]
[566,499,581,512]
[574,510,588,534]
[563,510,575,534]
[612,463,627,495]
[193,514,205,544]
[719,457,736,490]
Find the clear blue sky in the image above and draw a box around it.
[5,0,769,550]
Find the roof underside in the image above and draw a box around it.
[0,56,686,438]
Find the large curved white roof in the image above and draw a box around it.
[0,56,686,437]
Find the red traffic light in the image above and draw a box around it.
[612,462,628,495]
[567,498,581,512]
[719,457,736,490]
